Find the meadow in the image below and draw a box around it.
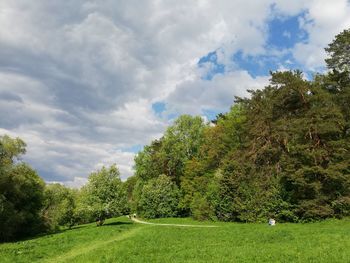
[0,217,349,263]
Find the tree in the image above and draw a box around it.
[42,184,77,230]
[134,139,164,181]
[0,163,45,241]
[134,115,207,186]
[218,70,350,221]
[82,164,127,226]
[138,175,180,218]
[0,135,26,169]
[161,115,206,184]
[0,135,45,241]
[190,178,220,221]
[133,115,207,217]
[130,29,350,223]
[325,28,350,74]
[180,104,245,217]
[324,28,350,137]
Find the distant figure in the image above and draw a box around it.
[269,218,276,226]
[96,218,105,226]
[133,213,137,218]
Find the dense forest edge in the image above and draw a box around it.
[1,29,349,242]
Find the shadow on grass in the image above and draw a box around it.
[3,223,93,244]
[70,224,91,230]
[1,220,134,244]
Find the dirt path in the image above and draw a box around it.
[130,217,218,228]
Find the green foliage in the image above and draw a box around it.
[133,115,207,218]
[134,139,164,181]
[73,188,95,225]
[162,115,206,183]
[124,175,138,202]
[0,136,132,239]
[190,193,215,221]
[123,175,138,213]
[0,135,26,168]
[0,135,45,241]
[324,29,350,140]
[81,164,127,225]
[43,184,78,230]
[332,196,350,217]
[325,28,350,73]
[138,175,180,218]
[132,66,350,222]
[0,163,45,241]
[180,105,246,216]
[130,29,350,223]
[134,115,206,185]
[220,70,350,222]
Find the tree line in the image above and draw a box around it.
[1,28,349,242]
[128,28,350,222]
[0,136,128,241]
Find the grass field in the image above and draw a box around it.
[1,217,349,262]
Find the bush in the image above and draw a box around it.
[190,193,215,221]
[138,175,180,218]
[332,196,350,218]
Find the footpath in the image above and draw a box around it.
[130,216,218,228]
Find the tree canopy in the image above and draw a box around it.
[81,164,128,225]
[131,28,350,222]
[0,136,45,241]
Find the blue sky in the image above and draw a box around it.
[1,1,349,187]
[156,11,317,122]
[198,12,312,80]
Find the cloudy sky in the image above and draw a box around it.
[1,0,350,187]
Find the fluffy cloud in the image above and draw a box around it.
[166,71,269,115]
[293,0,350,70]
[0,0,349,186]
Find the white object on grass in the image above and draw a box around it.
[268,218,276,226]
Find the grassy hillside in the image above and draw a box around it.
[1,217,349,262]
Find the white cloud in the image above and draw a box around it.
[293,0,350,70]
[166,70,269,115]
[0,127,136,184]
[0,0,349,186]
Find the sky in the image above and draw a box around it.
[1,0,350,187]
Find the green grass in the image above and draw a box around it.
[1,217,349,262]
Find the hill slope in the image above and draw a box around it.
[1,217,349,262]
